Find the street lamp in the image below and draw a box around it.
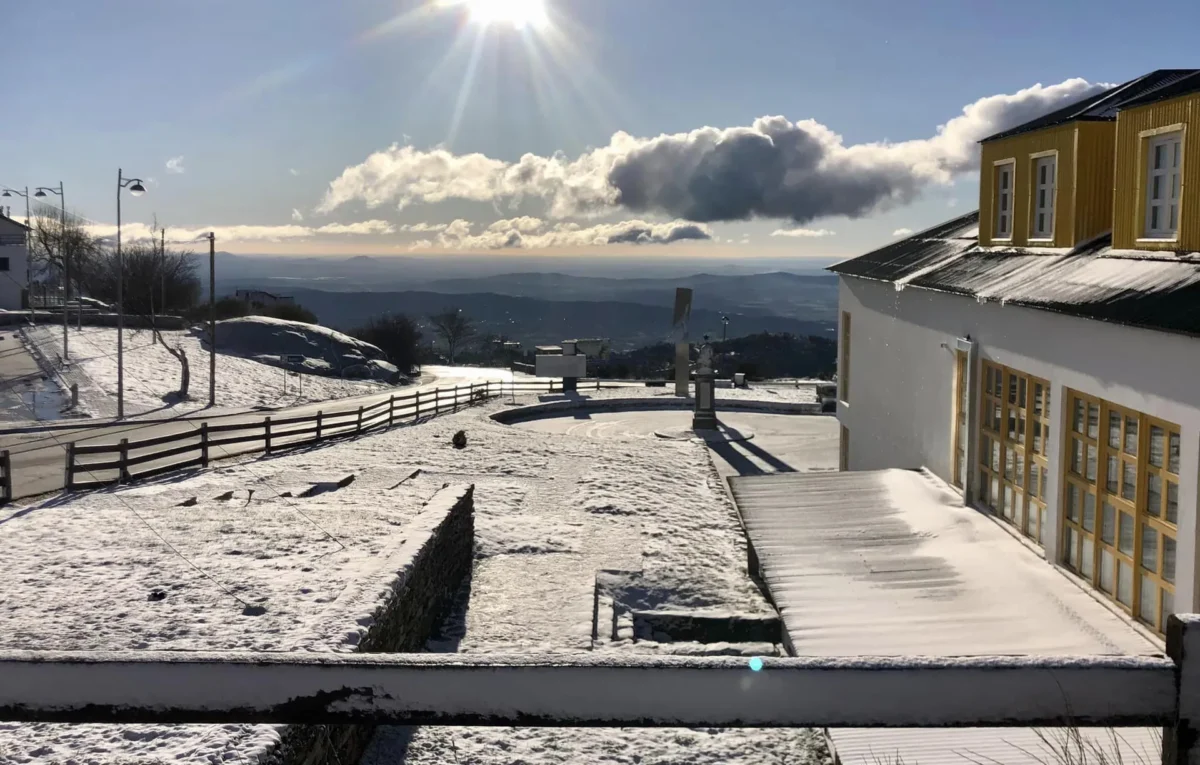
[116,169,147,419]
[31,184,71,358]
[196,231,216,407]
[2,187,34,323]
[721,314,730,342]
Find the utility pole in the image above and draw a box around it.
[207,232,216,407]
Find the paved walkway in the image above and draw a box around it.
[0,331,65,424]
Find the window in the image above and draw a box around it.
[952,350,968,489]
[838,311,850,403]
[1061,390,1179,635]
[0,257,9,272]
[978,361,1049,543]
[994,162,1014,239]
[1031,155,1056,239]
[1144,132,1182,239]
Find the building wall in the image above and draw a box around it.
[979,124,1077,248]
[836,275,1200,614]
[0,244,29,311]
[1074,121,1117,244]
[1112,93,1200,251]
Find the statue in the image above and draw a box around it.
[697,335,715,374]
[692,334,717,430]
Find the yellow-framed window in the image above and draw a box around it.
[977,361,1050,543]
[1061,389,1180,635]
[952,350,968,489]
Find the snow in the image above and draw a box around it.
[24,325,390,419]
[0,389,826,763]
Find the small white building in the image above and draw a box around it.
[0,212,30,311]
[831,69,1200,639]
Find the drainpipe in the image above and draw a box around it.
[956,336,978,503]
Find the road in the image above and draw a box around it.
[0,365,525,501]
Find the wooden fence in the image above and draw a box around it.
[65,379,563,491]
[0,449,10,504]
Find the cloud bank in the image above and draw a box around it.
[86,220,395,244]
[770,228,835,238]
[319,78,1107,225]
[165,156,186,174]
[433,217,711,250]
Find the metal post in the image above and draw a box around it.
[264,417,272,454]
[116,170,124,419]
[59,183,68,360]
[199,423,209,467]
[208,232,216,408]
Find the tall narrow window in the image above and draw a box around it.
[1061,391,1179,636]
[994,162,1014,239]
[978,361,1050,543]
[952,350,968,489]
[1145,132,1182,239]
[838,311,851,403]
[1032,155,1056,239]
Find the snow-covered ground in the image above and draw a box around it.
[25,325,390,419]
[0,389,831,763]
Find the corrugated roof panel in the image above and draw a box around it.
[728,469,1162,765]
[828,212,979,282]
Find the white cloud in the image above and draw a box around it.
[407,238,433,251]
[165,156,186,174]
[398,222,450,233]
[318,78,1108,225]
[289,168,300,177]
[948,198,960,208]
[85,219,394,244]
[892,228,915,237]
[291,208,304,222]
[770,228,835,238]
[434,218,711,250]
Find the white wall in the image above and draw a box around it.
[0,244,28,311]
[837,275,1200,613]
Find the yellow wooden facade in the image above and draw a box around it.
[978,122,1116,248]
[1112,93,1200,250]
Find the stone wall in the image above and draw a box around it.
[267,483,475,765]
[491,396,822,425]
[0,311,186,329]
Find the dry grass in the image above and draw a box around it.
[868,727,1162,765]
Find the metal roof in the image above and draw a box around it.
[728,468,1162,765]
[981,69,1200,143]
[830,213,1200,339]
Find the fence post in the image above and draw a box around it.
[357,405,364,434]
[388,394,395,426]
[200,423,209,467]
[435,387,440,414]
[0,449,10,504]
[118,438,130,484]
[64,442,76,491]
[414,390,421,421]
[1166,615,1200,765]
[316,411,323,442]
[469,382,476,408]
[264,417,272,455]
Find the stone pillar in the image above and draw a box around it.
[693,371,716,430]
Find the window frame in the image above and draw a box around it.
[952,350,969,489]
[1029,151,1057,241]
[1060,389,1179,635]
[838,311,851,404]
[977,360,1050,543]
[993,159,1016,241]
[1140,127,1184,241]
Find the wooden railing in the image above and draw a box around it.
[0,449,11,504]
[65,379,562,491]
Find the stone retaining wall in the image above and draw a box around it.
[266,483,475,765]
[491,395,823,425]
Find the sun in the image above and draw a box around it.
[461,0,549,29]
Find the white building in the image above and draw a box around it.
[0,212,30,311]
[830,69,1200,638]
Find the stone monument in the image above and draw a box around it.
[692,335,717,430]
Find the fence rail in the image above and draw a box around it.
[65,379,564,491]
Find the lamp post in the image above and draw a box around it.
[1,187,31,321]
[33,184,68,358]
[721,315,730,343]
[203,231,215,407]
[116,169,147,419]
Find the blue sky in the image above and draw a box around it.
[1,0,1196,259]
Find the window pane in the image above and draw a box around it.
[1040,504,1047,541]
[1083,493,1095,532]
[1125,416,1138,455]
[1017,413,1026,445]
[1015,451,1025,488]
[1164,589,1175,623]
[1071,438,1083,475]
[1155,144,1166,170]
[1152,205,1160,229]
[1029,466,1040,497]
[992,440,1001,472]
[1037,213,1045,231]
[1040,164,1047,184]
[1033,427,1042,454]
[985,366,993,393]
[980,475,989,503]
[1140,578,1158,626]
[1171,204,1178,231]
[1073,399,1085,433]
[1118,562,1133,606]
[1000,170,1009,190]
[1164,536,1177,584]
[1122,461,1136,501]
[1027,500,1039,539]
[1018,378,1027,407]
[1067,483,1080,522]
[1106,455,1119,494]
[992,403,1001,432]
[991,476,1000,508]
[1004,485,1014,519]
[1081,534,1094,578]
[1014,492,1025,527]
[1008,374,1017,404]
[1039,466,1048,500]
[1167,481,1179,525]
[1169,432,1180,473]
[1152,175,1162,200]
[1142,525,1159,573]
[1007,409,1016,441]
[1086,444,1097,482]
[1150,426,1165,467]
[1119,512,1135,555]
[1147,474,1162,518]
[1087,404,1099,439]
[1102,502,1116,544]
[1108,411,1121,449]
[1068,528,1080,568]
[1100,550,1115,593]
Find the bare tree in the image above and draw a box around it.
[428,309,477,363]
[28,212,102,304]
